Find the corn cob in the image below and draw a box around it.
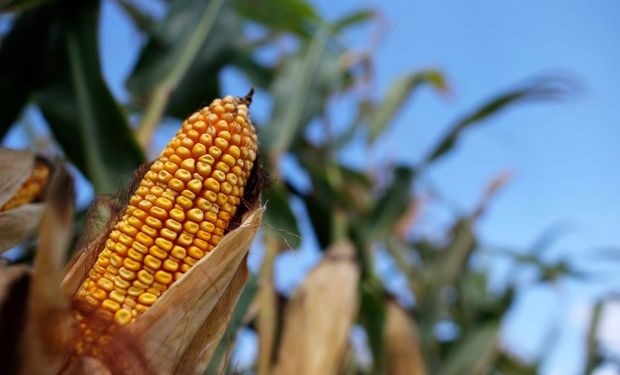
[0,159,50,211]
[74,93,257,330]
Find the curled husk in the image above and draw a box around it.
[0,148,51,253]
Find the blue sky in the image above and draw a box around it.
[4,0,619,373]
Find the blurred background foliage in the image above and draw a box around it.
[0,0,618,374]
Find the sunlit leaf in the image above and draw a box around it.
[422,77,570,166]
[438,321,499,375]
[262,25,338,157]
[584,300,604,374]
[234,0,319,37]
[369,70,447,142]
[332,9,375,32]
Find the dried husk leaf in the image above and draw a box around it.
[16,168,77,375]
[174,258,249,374]
[121,208,264,374]
[0,203,45,253]
[384,300,426,375]
[273,241,360,375]
[0,266,31,373]
[0,148,35,207]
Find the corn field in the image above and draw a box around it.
[0,0,617,374]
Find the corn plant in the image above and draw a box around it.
[0,0,616,374]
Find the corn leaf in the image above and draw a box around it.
[0,0,53,11]
[263,185,301,250]
[126,0,260,120]
[359,280,387,374]
[584,300,604,375]
[115,0,155,32]
[233,0,319,37]
[332,9,375,32]
[422,77,570,166]
[206,275,258,374]
[369,70,447,142]
[0,7,52,137]
[262,25,333,157]
[368,166,414,241]
[37,1,144,193]
[438,321,500,375]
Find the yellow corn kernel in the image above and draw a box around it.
[0,159,50,212]
[74,92,257,330]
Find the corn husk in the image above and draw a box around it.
[62,208,263,375]
[384,300,426,375]
[11,167,77,375]
[126,208,263,374]
[0,148,45,253]
[273,241,360,375]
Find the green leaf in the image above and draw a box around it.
[369,70,447,142]
[584,300,604,375]
[422,77,570,166]
[439,219,476,286]
[0,0,53,12]
[332,9,375,32]
[37,0,144,193]
[115,0,155,32]
[368,166,414,241]
[206,275,258,374]
[263,184,301,249]
[0,6,53,138]
[127,0,226,95]
[262,25,338,156]
[233,0,319,37]
[438,321,500,375]
[359,280,387,374]
[494,353,539,375]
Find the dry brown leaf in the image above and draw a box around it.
[273,241,360,375]
[384,300,426,375]
[174,258,249,374]
[0,148,35,207]
[0,266,31,373]
[121,208,263,374]
[0,203,45,253]
[16,168,77,375]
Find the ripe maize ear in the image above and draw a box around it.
[74,93,258,331]
[0,159,50,211]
